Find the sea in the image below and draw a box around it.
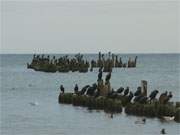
[0,54,180,135]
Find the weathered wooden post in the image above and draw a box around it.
[112,53,115,67]
[141,80,147,96]
[134,56,138,67]
[98,52,101,67]
[119,57,122,67]
[128,57,131,67]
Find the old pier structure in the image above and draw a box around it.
[90,52,138,72]
[58,71,180,122]
[27,52,138,73]
[27,53,89,73]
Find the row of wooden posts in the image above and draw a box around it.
[58,79,180,122]
[27,52,138,73]
[90,52,137,72]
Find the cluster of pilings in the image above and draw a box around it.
[59,93,180,122]
[27,54,89,73]
[90,52,137,72]
[58,71,180,122]
[59,93,122,113]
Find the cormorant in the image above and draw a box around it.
[74,84,79,94]
[60,85,65,93]
[124,87,129,96]
[86,83,97,96]
[161,128,166,134]
[117,87,124,94]
[105,72,111,84]
[127,91,134,102]
[79,85,90,95]
[134,95,143,102]
[139,96,148,104]
[149,90,159,101]
[98,69,103,81]
[134,86,142,96]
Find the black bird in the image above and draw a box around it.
[124,87,129,96]
[105,72,111,84]
[74,84,79,94]
[79,85,90,95]
[163,92,173,104]
[139,96,148,104]
[60,85,65,93]
[142,118,146,123]
[134,87,142,96]
[134,95,143,102]
[127,91,134,102]
[99,67,103,72]
[98,69,103,81]
[161,128,166,134]
[117,87,124,94]
[149,90,159,101]
[86,83,97,96]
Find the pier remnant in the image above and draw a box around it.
[141,80,147,96]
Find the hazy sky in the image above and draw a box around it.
[1,0,179,54]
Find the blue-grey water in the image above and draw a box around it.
[0,54,180,135]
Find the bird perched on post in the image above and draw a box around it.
[98,67,103,81]
[139,96,148,104]
[74,84,79,94]
[124,87,129,96]
[127,91,134,102]
[79,85,90,95]
[134,95,143,103]
[149,90,159,102]
[117,87,124,94]
[60,85,65,94]
[105,72,111,85]
[86,83,97,96]
[134,86,142,96]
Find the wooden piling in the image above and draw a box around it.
[141,80,147,96]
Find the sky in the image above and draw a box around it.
[1,0,180,54]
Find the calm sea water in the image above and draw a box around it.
[0,54,180,135]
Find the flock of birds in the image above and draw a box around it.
[58,69,174,134]
[60,69,173,105]
[60,83,173,104]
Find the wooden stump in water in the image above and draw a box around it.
[174,108,180,122]
[141,80,147,96]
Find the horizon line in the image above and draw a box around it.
[0,52,180,55]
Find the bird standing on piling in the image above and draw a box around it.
[98,68,103,81]
[117,87,124,94]
[124,87,129,96]
[74,84,79,94]
[149,90,159,102]
[127,91,134,102]
[79,85,90,95]
[105,72,111,85]
[60,85,65,94]
[134,86,142,96]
